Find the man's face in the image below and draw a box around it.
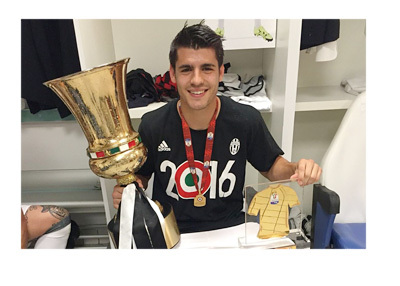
[170,47,224,112]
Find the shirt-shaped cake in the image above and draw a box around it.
[247,184,300,239]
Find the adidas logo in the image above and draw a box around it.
[158,140,171,152]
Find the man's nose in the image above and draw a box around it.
[191,69,204,86]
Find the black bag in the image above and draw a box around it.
[126,69,160,108]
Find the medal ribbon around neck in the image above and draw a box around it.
[178,99,219,207]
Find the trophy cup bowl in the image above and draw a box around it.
[43,58,146,186]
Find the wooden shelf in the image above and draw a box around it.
[128,86,353,118]
[21,188,104,209]
[128,99,272,119]
[128,101,167,119]
[296,86,356,112]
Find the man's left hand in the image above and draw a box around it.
[290,159,322,186]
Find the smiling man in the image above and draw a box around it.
[171,47,224,130]
[112,21,322,233]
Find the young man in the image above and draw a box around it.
[112,22,322,233]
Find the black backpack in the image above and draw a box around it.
[126,68,160,108]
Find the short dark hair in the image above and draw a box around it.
[169,21,224,69]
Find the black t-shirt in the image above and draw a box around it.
[137,96,283,233]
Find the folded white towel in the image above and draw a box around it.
[217,89,244,97]
[220,76,272,111]
[341,77,366,95]
[222,73,241,89]
[231,96,271,111]
[230,81,272,111]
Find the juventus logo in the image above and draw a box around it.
[229,138,240,155]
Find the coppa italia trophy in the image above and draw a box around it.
[44,58,180,249]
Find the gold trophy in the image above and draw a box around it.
[44,58,146,185]
[44,58,180,248]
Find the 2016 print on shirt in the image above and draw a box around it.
[160,159,237,201]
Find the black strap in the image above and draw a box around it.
[133,183,167,249]
[132,188,153,248]
[108,182,167,249]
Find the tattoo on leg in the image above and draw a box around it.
[41,205,69,220]
[27,205,38,212]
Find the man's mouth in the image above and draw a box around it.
[189,90,207,97]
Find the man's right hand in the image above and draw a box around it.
[112,185,125,209]
[111,177,146,209]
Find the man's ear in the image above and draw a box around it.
[169,65,177,83]
[219,64,225,82]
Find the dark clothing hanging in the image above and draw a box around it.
[21,19,81,118]
[300,19,340,50]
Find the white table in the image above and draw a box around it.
[173,222,295,249]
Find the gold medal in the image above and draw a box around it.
[194,194,206,207]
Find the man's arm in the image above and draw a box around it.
[261,156,322,186]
